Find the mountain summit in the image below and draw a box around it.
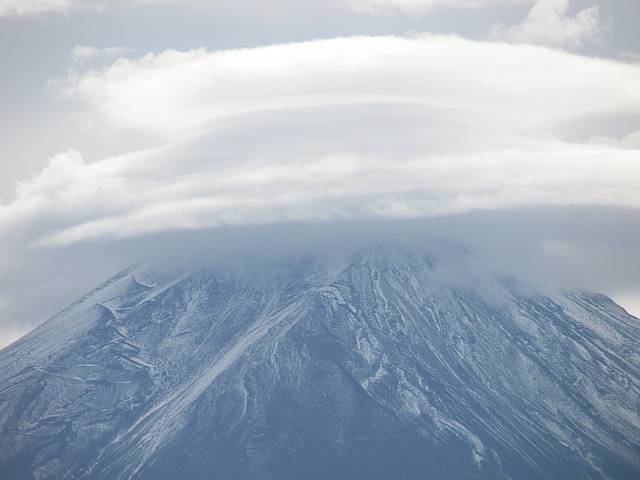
[1,248,639,479]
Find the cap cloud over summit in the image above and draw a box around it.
[1,2,639,345]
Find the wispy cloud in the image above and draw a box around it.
[0,0,72,17]
[491,0,601,47]
[4,124,637,248]
[0,0,528,18]
[71,45,129,64]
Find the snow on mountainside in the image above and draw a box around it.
[0,247,639,479]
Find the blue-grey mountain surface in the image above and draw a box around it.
[1,248,639,479]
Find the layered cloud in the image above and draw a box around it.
[4,34,639,248]
[2,33,640,347]
[56,34,639,136]
[4,114,639,249]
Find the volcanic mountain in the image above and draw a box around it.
[1,247,639,479]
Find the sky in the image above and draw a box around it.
[0,0,639,348]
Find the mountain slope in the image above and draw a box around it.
[1,248,639,479]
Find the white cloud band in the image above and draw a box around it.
[56,34,640,136]
[3,34,640,247]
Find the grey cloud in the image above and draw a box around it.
[0,98,638,347]
[1,9,639,349]
[2,208,640,348]
[1,102,638,249]
[1,0,527,18]
[70,45,129,63]
[0,0,72,17]
[345,0,532,15]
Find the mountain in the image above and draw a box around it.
[1,248,639,480]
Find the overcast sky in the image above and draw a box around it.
[0,0,639,347]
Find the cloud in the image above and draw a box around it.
[55,34,640,137]
[0,0,72,16]
[620,51,640,64]
[1,100,639,248]
[0,0,526,18]
[6,34,640,247]
[345,0,530,15]
[3,33,640,346]
[3,208,640,349]
[491,0,601,47]
[11,35,640,247]
[71,45,129,64]
[0,0,193,17]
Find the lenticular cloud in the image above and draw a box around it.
[2,34,639,247]
[59,34,640,135]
